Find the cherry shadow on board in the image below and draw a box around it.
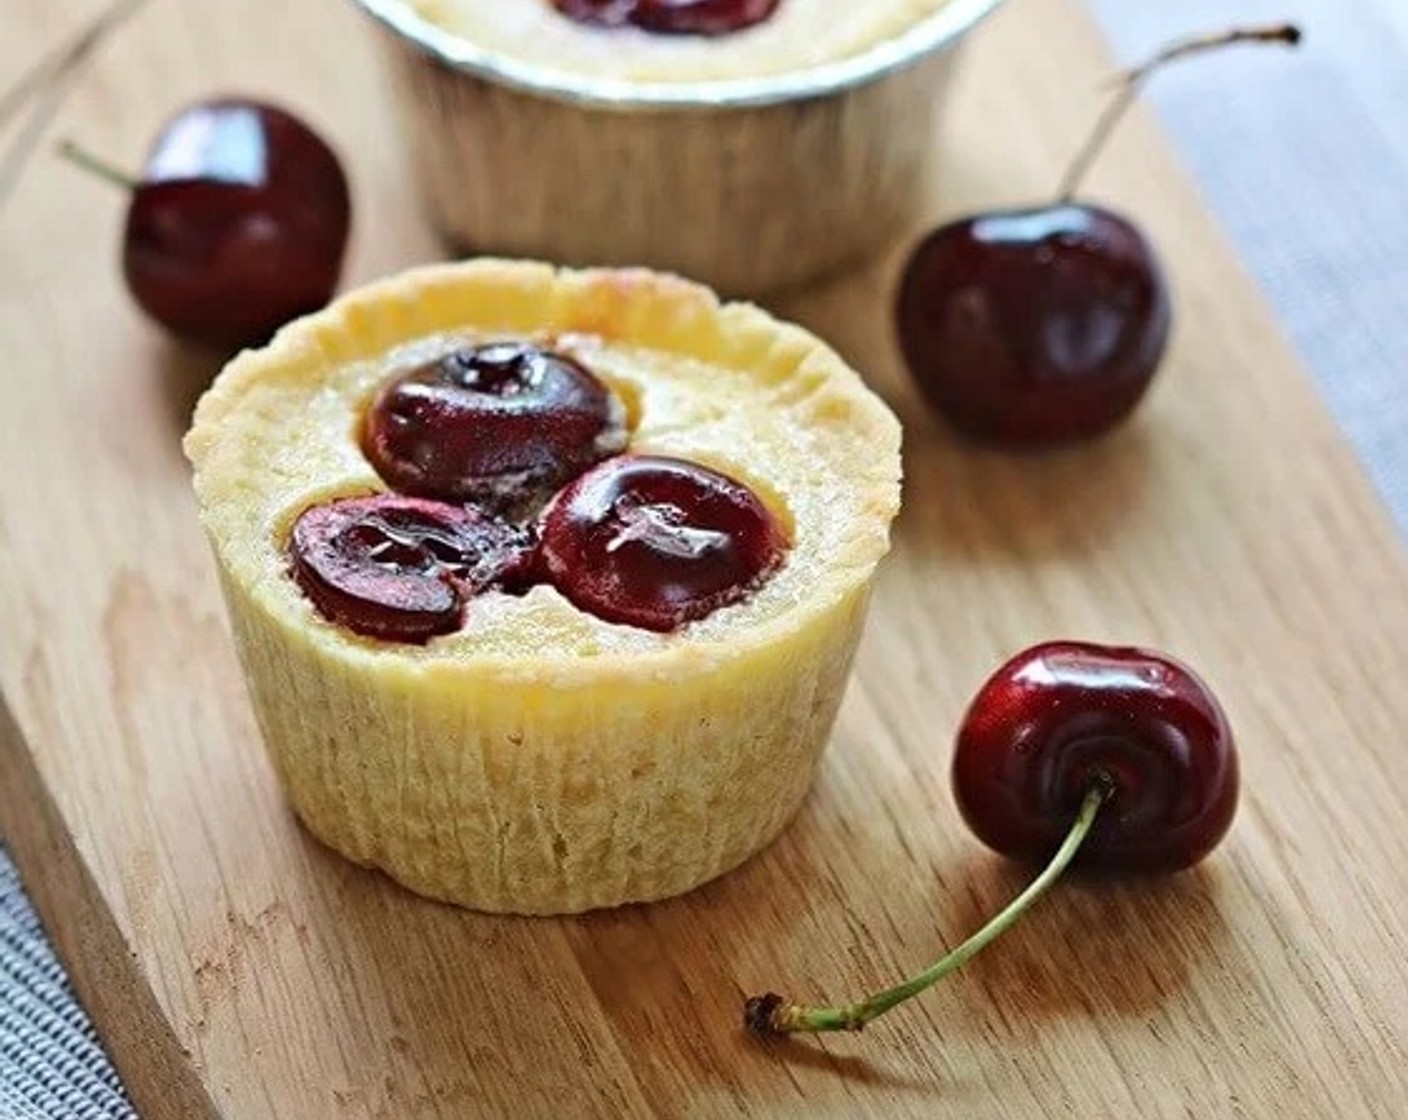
[286,773,956,1104]
[597,761,1236,1078]
[553,771,985,1097]
[157,334,227,439]
[939,853,1236,1034]
[276,723,1229,1101]
[893,416,1163,568]
[711,842,1237,1075]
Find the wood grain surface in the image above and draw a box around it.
[2,0,1407,1117]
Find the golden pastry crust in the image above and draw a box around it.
[186,259,901,913]
[405,0,956,83]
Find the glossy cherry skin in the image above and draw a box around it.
[538,455,789,633]
[897,204,1171,447]
[289,494,533,644]
[951,642,1237,872]
[362,342,627,513]
[553,0,781,35]
[124,99,351,351]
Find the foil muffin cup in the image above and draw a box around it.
[347,0,1004,296]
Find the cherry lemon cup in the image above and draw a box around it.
[347,0,1004,296]
[184,260,901,914]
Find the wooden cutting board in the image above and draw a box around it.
[2,0,1406,1117]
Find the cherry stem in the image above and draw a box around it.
[55,140,138,190]
[1057,21,1303,203]
[744,778,1112,1036]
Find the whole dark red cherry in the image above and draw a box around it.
[289,494,533,644]
[895,23,1301,448]
[63,98,351,350]
[951,641,1237,873]
[537,454,788,633]
[745,637,1239,1036]
[362,342,627,513]
[897,205,1170,446]
[553,0,781,36]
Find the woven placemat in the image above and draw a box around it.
[0,852,136,1120]
[1085,0,1408,536]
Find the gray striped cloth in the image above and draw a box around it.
[0,854,136,1119]
[1085,0,1408,535]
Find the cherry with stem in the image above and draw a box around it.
[58,99,352,350]
[745,641,1238,1037]
[896,22,1302,448]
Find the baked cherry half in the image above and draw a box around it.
[537,455,788,633]
[362,343,627,513]
[289,494,533,644]
[553,0,781,36]
[746,640,1238,1036]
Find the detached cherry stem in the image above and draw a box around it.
[1057,21,1303,203]
[744,778,1113,1037]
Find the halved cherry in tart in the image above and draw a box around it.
[538,455,789,633]
[362,342,627,513]
[553,0,781,36]
[289,494,533,644]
